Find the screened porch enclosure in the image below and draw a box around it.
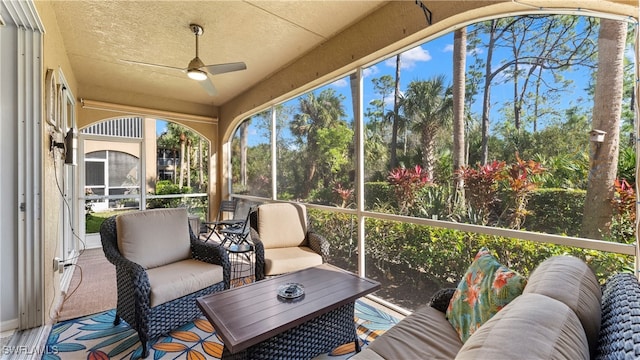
[228,13,639,312]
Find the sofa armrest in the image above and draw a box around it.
[597,273,640,359]
[307,231,329,262]
[191,237,231,289]
[429,288,456,313]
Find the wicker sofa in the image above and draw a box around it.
[100,208,231,358]
[353,256,640,359]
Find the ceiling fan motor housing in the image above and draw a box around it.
[190,24,204,36]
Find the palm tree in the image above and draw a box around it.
[391,54,402,169]
[581,19,628,239]
[453,27,467,194]
[291,89,346,197]
[402,75,453,180]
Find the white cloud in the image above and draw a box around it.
[384,46,432,69]
[331,78,348,88]
[363,66,379,78]
[443,44,454,53]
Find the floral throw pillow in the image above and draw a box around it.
[445,247,527,343]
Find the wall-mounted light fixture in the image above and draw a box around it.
[49,128,77,165]
[589,129,606,143]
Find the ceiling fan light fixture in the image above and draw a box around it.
[187,68,207,81]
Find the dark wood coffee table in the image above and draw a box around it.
[196,263,380,359]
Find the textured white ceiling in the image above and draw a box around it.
[50,1,387,107]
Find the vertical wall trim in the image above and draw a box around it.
[17,25,43,329]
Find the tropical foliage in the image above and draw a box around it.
[230,15,637,309]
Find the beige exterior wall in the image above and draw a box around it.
[36,0,79,324]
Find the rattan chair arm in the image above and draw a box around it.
[250,228,266,281]
[597,273,640,358]
[429,288,456,313]
[308,231,329,262]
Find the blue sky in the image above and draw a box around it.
[161,16,637,143]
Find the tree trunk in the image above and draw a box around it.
[581,19,627,239]
[391,54,401,169]
[481,19,498,165]
[422,126,436,180]
[453,27,467,194]
[513,58,520,130]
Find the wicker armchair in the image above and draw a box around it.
[100,208,230,358]
[250,203,329,280]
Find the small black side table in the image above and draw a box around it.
[227,243,254,287]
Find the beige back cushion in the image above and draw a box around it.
[116,208,191,269]
[257,203,307,249]
[456,293,589,360]
[523,255,601,356]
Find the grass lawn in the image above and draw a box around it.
[86,210,122,233]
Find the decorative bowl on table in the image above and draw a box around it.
[277,283,305,299]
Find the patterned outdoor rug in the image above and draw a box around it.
[42,300,398,359]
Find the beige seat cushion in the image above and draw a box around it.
[257,203,307,249]
[264,247,323,275]
[146,258,224,307]
[523,255,601,356]
[456,293,589,360]
[116,208,191,269]
[352,306,463,360]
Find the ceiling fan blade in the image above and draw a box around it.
[204,62,247,75]
[120,59,186,72]
[199,76,217,96]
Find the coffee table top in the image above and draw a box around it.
[196,263,380,353]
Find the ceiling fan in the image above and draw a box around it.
[121,23,246,96]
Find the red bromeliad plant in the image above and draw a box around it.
[388,165,431,214]
[456,161,506,224]
[333,183,354,208]
[503,153,545,229]
[612,178,636,223]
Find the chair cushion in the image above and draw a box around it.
[523,255,601,357]
[456,293,589,360]
[116,208,191,269]
[358,305,463,360]
[264,247,323,275]
[146,258,224,307]
[257,203,307,249]
[446,247,527,342]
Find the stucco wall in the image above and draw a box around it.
[36,0,80,324]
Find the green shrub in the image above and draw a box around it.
[525,188,584,236]
[364,182,395,210]
[309,208,632,287]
